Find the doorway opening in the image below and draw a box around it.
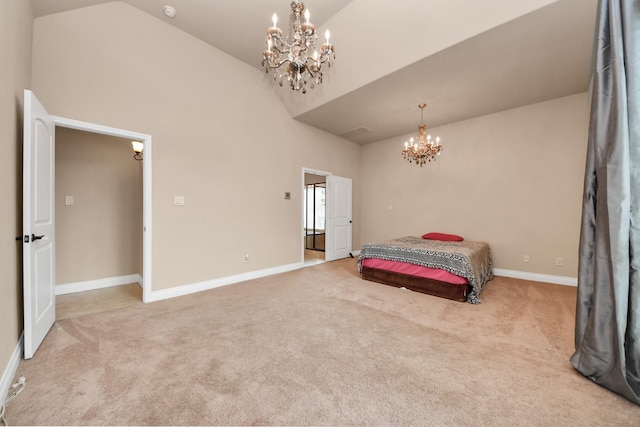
[301,168,353,264]
[303,170,328,266]
[54,127,144,319]
[305,181,326,251]
[52,116,152,302]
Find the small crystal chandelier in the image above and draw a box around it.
[402,103,442,166]
[261,0,335,94]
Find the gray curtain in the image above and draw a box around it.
[571,0,640,405]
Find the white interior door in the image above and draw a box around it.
[327,175,352,261]
[23,89,56,359]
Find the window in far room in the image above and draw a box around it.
[304,183,325,251]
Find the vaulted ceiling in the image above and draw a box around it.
[31,0,597,144]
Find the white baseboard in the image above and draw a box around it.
[1,333,23,402]
[493,268,577,287]
[56,274,143,295]
[69,265,573,305]
[147,262,304,303]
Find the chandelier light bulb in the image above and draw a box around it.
[272,13,278,27]
[304,9,310,23]
[325,29,331,44]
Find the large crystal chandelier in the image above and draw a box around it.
[402,103,443,167]
[262,0,335,94]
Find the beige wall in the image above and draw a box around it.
[55,128,142,284]
[31,2,360,291]
[0,0,32,379]
[360,93,589,277]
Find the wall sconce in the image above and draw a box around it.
[131,141,143,161]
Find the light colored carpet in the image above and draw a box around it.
[6,258,640,425]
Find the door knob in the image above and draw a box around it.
[31,234,44,241]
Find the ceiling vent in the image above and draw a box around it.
[340,126,372,140]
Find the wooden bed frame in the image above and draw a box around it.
[361,265,472,302]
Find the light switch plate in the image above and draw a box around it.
[65,196,74,205]
[174,196,185,206]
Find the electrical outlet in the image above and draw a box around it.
[174,196,185,206]
[523,255,530,263]
[243,253,250,262]
[555,257,563,266]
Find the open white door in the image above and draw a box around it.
[23,89,56,359]
[326,175,352,261]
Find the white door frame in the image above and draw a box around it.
[301,167,330,262]
[52,116,152,302]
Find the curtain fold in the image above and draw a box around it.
[571,0,640,405]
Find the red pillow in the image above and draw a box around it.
[422,232,464,242]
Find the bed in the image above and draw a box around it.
[358,236,493,303]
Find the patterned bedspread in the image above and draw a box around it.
[358,236,493,303]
